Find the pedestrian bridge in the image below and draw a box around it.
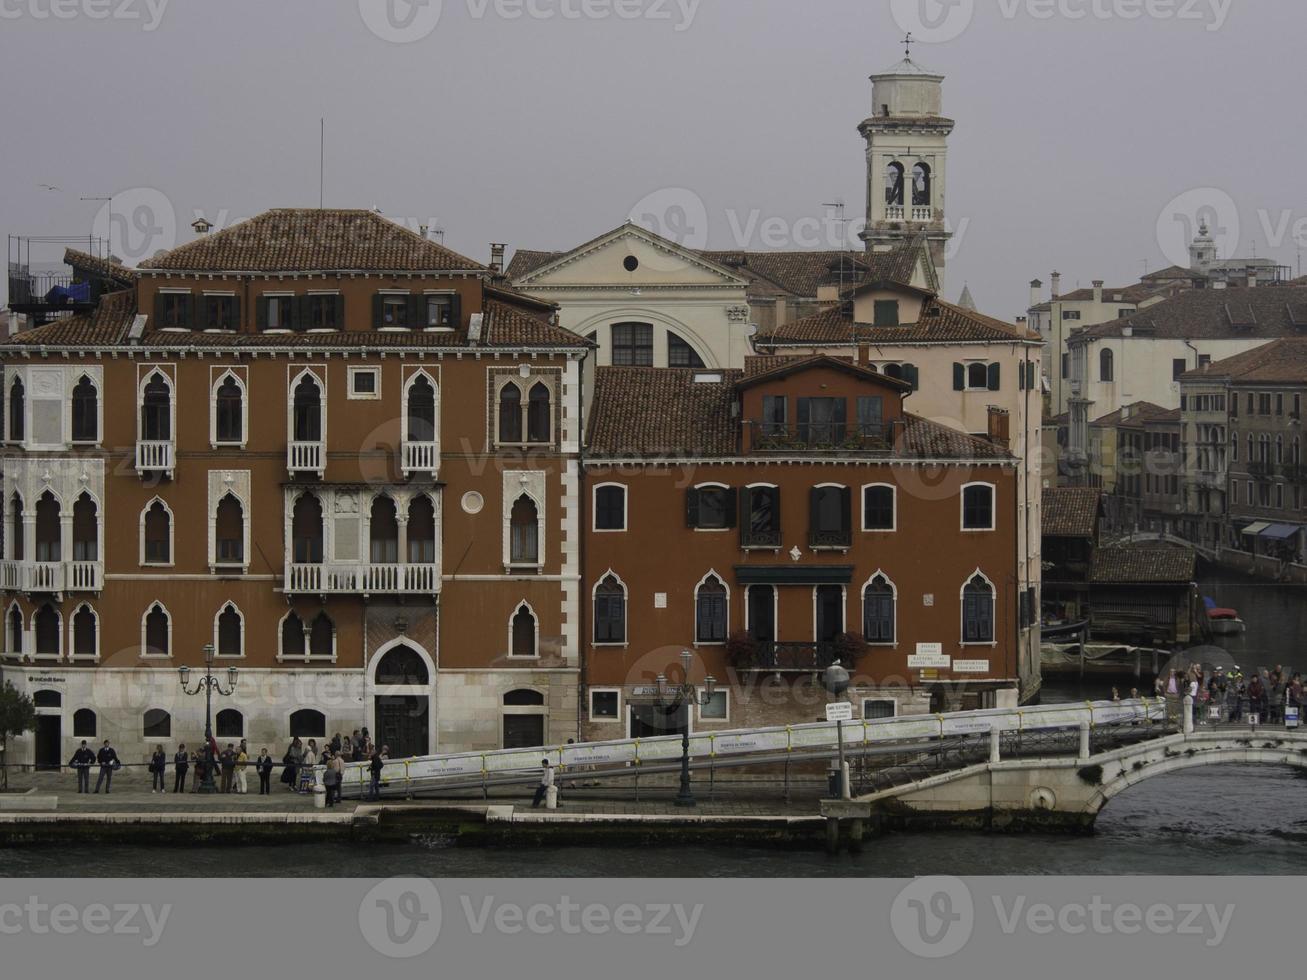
[821,707,1307,837]
[328,699,1181,803]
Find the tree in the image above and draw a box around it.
[0,682,36,791]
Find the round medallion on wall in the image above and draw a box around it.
[461,491,485,515]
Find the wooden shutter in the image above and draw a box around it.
[372,293,385,329]
[449,292,463,330]
[953,363,965,391]
[256,296,269,331]
[153,292,165,325]
[408,294,424,329]
[904,364,919,391]
[333,295,345,330]
[839,487,852,533]
[723,487,738,529]
[988,363,1002,391]
[229,295,242,331]
[808,487,820,535]
[685,488,700,528]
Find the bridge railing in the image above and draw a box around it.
[327,699,1168,797]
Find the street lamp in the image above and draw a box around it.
[177,643,238,794]
[656,650,718,808]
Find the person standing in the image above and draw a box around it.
[532,759,554,809]
[366,747,385,802]
[234,743,249,794]
[149,745,167,793]
[325,751,344,807]
[173,745,190,794]
[93,739,119,794]
[219,744,237,794]
[256,749,274,795]
[69,741,95,794]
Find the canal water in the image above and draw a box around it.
[5,569,1305,877]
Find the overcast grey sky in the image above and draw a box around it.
[2,0,1303,318]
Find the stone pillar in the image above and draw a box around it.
[1183,696,1195,736]
[989,726,1002,764]
[1079,721,1091,761]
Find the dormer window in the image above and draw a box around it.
[201,295,238,331]
[873,300,900,327]
[156,292,192,330]
[261,295,295,331]
[306,294,342,331]
[425,294,456,330]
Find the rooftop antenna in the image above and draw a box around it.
[319,118,325,209]
[823,200,849,295]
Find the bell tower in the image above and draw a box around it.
[859,38,954,286]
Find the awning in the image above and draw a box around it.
[735,566,854,586]
[1241,522,1271,537]
[1262,523,1302,541]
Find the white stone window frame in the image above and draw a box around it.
[744,583,779,639]
[962,360,993,392]
[140,602,173,660]
[199,290,239,334]
[693,569,730,647]
[697,689,730,724]
[67,602,100,663]
[262,291,296,333]
[30,602,62,662]
[401,367,441,448]
[503,471,547,574]
[378,289,414,332]
[860,570,898,649]
[68,486,104,567]
[507,601,541,660]
[4,488,22,563]
[692,482,733,534]
[208,471,252,575]
[861,483,897,533]
[209,366,249,450]
[4,600,23,661]
[276,609,338,664]
[500,687,549,750]
[304,289,343,334]
[961,481,997,533]
[136,364,177,449]
[6,370,26,447]
[493,372,558,449]
[811,584,847,644]
[588,687,623,725]
[139,496,175,568]
[348,365,382,401]
[213,601,246,660]
[960,569,998,649]
[67,368,104,448]
[592,482,628,533]
[861,697,899,720]
[287,364,328,452]
[591,568,629,648]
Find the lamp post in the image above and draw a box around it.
[656,650,717,808]
[177,643,238,794]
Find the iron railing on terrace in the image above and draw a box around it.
[744,419,904,455]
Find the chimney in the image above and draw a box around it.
[1093,280,1104,304]
[1248,271,1258,289]
[1050,271,1062,300]
[987,406,1011,449]
[817,282,841,304]
[1029,279,1043,309]
[191,218,213,235]
[489,244,507,276]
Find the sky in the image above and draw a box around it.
[1,0,1304,319]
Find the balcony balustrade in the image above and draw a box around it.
[286,562,441,596]
[135,440,175,476]
[0,559,103,593]
[288,441,325,476]
[402,440,440,477]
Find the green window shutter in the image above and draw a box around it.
[408,294,424,329]
[256,297,269,331]
[183,294,195,329]
[230,295,242,331]
[372,293,384,329]
[334,295,346,330]
[988,363,1002,391]
[953,363,965,391]
[153,292,165,326]
[723,487,738,529]
[840,487,852,533]
[905,364,919,391]
[449,292,463,330]
[685,488,700,528]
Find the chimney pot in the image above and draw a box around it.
[490,243,507,276]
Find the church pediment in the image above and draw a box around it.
[513,223,749,290]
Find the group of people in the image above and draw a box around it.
[278,730,391,805]
[1151,664,1306,725]
[68,737,301,796]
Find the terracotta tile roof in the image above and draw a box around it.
[1091,401,1171,428]
[0,294,586,351]
[586,366,1011,461]
[1142,264,1201,282]
[0,290,137,347]
[861,241,920,286]
[1180,337,1307,384]
[588,367,743,456]
[1042,488,1102,538]
[754,298,1040,346]
[140,209,485,273]
[1074,286,1307,342]
[1091,545,1196,585]
[63,249,136,287]
[504,249,562,281]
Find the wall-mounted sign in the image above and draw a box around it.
[909,644,951,669]
[954,660,992,674]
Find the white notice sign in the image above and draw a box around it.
[954,660,992,674]
[909,643,951,669]
[825,702,854,723]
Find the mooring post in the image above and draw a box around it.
[1183,695,1195,736]
[1079,720,1091,761]
[825,818,841,855]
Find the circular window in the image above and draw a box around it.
[623,255,640,273]
[461,491,485,515]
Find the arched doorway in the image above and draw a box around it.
[368,641,435,759]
